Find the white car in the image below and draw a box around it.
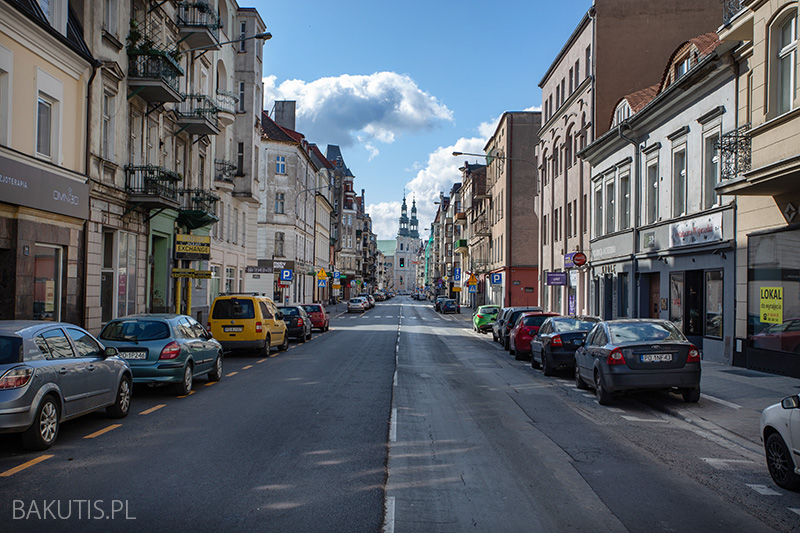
[347,297,367,313]
[760,395,800,491]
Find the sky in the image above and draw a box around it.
[250,0,594,240]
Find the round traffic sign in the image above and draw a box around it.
[572,252,587,267]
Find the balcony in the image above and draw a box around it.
[176,94,220,136]
[125,165,181,210]
[127,51,184,103]
[722,0,746,25]
[472,217,491,236]
[454,211,467,225]
[717,125,751,181]
[454,239,468,253]
[471,259,490,273]
[177,188,220,230]
[176,2,221,50]
[214,89,239,126]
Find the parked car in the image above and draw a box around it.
[492,308,513,343]
[441,299,461,314]
[751,319,800,353]
[358,293,375,309]
[278,306,313,342]
[348,297,368,313]
[472,305,500,333]
[302,304,330,332]
[100,314,223,395]
[530,316,600,374]
[760,395,800,491]
[574,319,702,405]
[0,321,132,450]
[434,296,448,312]
[208,294,288,356]
[373,293,385,302]
[501,307,544,350]
[509,312,560,360]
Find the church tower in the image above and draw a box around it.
[410,198,419,239]
[394,195,421,292]
[398,196,410,237]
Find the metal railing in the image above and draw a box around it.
[214,89,239,115]
[176,2,221,38]
[214,159,237,181]
[125,165,180,200]
[722,0,746,25]
[471,259,490,273]
[716,124,751,180]
[176,93,219,122]
[178,188,219,213]
[128,52,183,94]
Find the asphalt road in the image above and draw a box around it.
[2,297,800,532]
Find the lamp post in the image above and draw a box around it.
[180,32,272,54]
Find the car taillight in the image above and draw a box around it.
[477,314,484,319]
[159,341,181,360]
[297,318,304,326]
[207,322,211,330]
[607,347,626,365]
[0,367,33,390]
[551,335,562,347]
[687,345,701,363]
[255,321,263,333]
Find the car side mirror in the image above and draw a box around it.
[105,346,119,358]
[276,312,284,320]
[781,395,800,409]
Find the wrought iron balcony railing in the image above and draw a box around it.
[176,2,221,38]
[176,94,218,122]
[716,124,751,180]
[722,0,746,25]
[179,188,220,214]
[125,165,181,201]
[214,89,239,115]
[214,159,237,182]
[471,259,490,273]
[128,51,183,91]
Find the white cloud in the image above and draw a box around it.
[262,72,453,147]
[364,143,380,161]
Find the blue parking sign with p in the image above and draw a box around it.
[491,273,503,285]
[281,269,293,281]
[454,268,461,281]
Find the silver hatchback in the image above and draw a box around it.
[0,321,132,450]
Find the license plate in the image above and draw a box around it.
[122,351,147,360]
[641,353,673,363]
[223,326,243,332]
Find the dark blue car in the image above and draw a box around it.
[441,299,460,314]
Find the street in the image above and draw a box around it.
[1,297,800,532]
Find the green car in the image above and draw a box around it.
[472,305,500,333]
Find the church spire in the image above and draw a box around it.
[410,197,419,238]
[398,195,410,237]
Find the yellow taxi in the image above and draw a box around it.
[208,294,288,356]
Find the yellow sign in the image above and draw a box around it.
[193,270,212,279]
[467,274,478,285]
[452,287,462,292]
[760,287,783,324]
[172,268,195,278]
[175,234,211,260]
[332,283,341,289]
[317,268,328,280]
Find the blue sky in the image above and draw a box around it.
[250,0,594,239]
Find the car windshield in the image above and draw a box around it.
[0,336,22,364]
[608,321,686,344]
[483,307,499,314]
[212,299,255,319]
[100,320,170,341]
[303,305,321,313]
[552,318,599,333]
[279,307,300,316]
[350,299,362,304]
[521,315,549,327]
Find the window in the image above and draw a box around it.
[566,202,573,238]
[605,178,615,233]
[777,14,797,114]
[66,328,102,357]
[594,185,603,238]
[0,45,11,146]
[35,329,74,359]
[240,22,247,52]
[542,214,548,245]
[703,132,720,209]
[276,155,286,174]
[275,193,285,214]
[569,67,574,94]
[669,272,684,332]
[225,267,235,294]
[672,148,687,217]
[581,194,587,234]
[705,270,723,338]
[103,0,118,35]
[575,59,580,86]
[275,232,284,256]
[101,92,115,160]
[33,244,62,321]
[237,142,244,175]
[239,82,245,112]
[585,46,591,80]
[675,56,691,79]
[645,159,659,224]
[618,272,629,317]
[36,97,52,158]
[619,173,630,230]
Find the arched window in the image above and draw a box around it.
[776,12,797,114]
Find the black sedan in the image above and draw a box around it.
[531,316,600,376]
[277,306,313,342]
[574,319,701,405]
[441,299,460,314]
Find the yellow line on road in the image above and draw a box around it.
[269,353,278,357]
[226,371,238,377]
[0,455,53,477]
[204,381,217,387]
[242,365,253,370]
[139,404,166,415]
[83,424,122,439]
[177,390,196,399]
[256,358,268,363]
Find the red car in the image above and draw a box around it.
[302,304,330,332]
[509,312,560,361]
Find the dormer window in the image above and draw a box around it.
[612,101,631,127]
[675,56,691,79]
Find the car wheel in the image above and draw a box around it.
[594,370,613,405]
[107,374,132,418]
[175,362,193,396]
[21,395,60,450]
[765,432,800,491]
[208,354,223,382]
[531,353,541,369]
[306,330,312,340]
[261,335,272,357]
[504,338,510,351]
[681,386,700,403]
[542,352,555,376]
[278,333,289,352]
[325,322,329,332]
[574,365,588,389]
[299,332,306,343]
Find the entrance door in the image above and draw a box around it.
[603,275,613,319]
[685,270,704,347]
[149,235,169,313]
[649,273,661,319]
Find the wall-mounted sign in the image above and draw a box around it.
[670,212,723,248]
[760,287,783,324]
[175,234,211,261]
[490,273,503,285]
[0,153,89,219]
[246,260,296,274]
[545,272,567,286]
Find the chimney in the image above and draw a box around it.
[273,101,296,131]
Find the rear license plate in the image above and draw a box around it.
[223,326,243,332]
[122,351,147,360]
[641,353,673,363]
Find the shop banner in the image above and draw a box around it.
[175,234,211,260]
[670,212,722,247]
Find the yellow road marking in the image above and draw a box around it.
[0,455,53,477]
[139,404,166,415]
[177,390,196,399]
[242,365,253,370]
[83,424,122,439]
[256,358,268,363]
[204,381,217,387]
[226,371,238,377]
[269,353,278,357]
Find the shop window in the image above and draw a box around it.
[618,272,629,317]
[33,244,61,321]
[669,272,684,332]
[100,231,138,319]
[705,271,723,338]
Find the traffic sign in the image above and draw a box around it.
[317,268,328,280]
[280,269,293,281]
[454,268,461,282]
[490,272,502,285]
[572,252,587,267]
[317,279,327,288]
[467,273,478,285]
[333,271,341,280]
[468,285,477,293]
[453,286,462,292]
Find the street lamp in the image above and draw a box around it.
[452,151,537,167]
[180,31,273,54]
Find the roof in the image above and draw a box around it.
[6,0,95,65]
[657,32,721,93]
[538,7,593,87]
[261,111,298,143]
